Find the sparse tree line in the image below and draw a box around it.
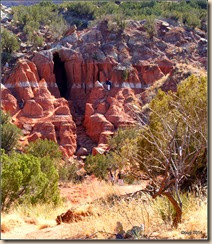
[1,0,207,61]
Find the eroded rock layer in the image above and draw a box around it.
[2,19,207,157]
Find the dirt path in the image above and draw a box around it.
[59,177,148,205]
[2,178,148,240]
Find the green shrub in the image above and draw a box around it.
[1,112,10,125]
[49,16,68,40]
[58,162,82,183]
[30,35,44,49]
[1,28,20,53]
[1,52,12,65]
[137,75,207,185]
[85,154,112,180]
[1,151,60,210]
[122,69,129,81]
[26,138,62,160]
[109,127,138,151]
[144,16,156,40]
[1,113,22,154]
[107,14,126,32]
[66,2,97,19]
[12,3,67,45]
[182,12,201,29]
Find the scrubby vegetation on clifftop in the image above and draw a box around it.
[0,0,208,240]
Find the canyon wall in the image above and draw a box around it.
[2,19,207,157]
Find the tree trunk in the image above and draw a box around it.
[162,191,182,227]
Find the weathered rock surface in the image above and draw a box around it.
[2,19,207,157]
[1,84,18,115]
[2,60,76,157]
[83,87,140,154]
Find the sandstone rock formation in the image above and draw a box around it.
[83,87,140,154]
[1,84,18,115]
[2,60,76,157]
[2,19,207,157]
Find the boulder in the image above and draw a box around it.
[96,102,107,114]
[141,63,164,85]
[22,100,43,117]
[59,123,77,156]
[157,58,173,75]
[27,132,42,143]
[76,147,88,157]
[55,106,70,115]
[4,60,39,101]
[92,144,109,156]
[1,84,18,115]
[84,113,114,143]
[33,122,57,142]
[163,27,184,43]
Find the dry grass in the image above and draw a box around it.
[1,202,69,234]
[1,181,207,240]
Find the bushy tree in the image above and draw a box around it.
[26,138,62,160]
[1,151,60,210]
[85,154,112,180]
[144,16,156,40]
[1,112,22,154]
[49,16,68,40]
[109,127,138,151]
[66,2,97,19]
[58,162,81,183]
[1,28,20,53]
[84,127,138,181]
[134,75,207,227]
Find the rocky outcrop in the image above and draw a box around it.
[1,84,18,115]
[4,60,39,101]
[32,51,60,97]
[2,19,207,157]
[3,60,76,158]
[83,87,139,154]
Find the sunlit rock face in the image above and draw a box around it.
[2,19,207,156]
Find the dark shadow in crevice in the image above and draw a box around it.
[53,52,68,99]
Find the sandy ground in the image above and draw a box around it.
[1,177,148,240]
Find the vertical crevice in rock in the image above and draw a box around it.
[53,52,68,99]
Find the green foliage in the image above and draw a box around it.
[122,69,129,81]
[12,2,67,46]
[85,154,112,180]
[1,28,20,53]
[182,12,201,29]
[1,112,11,125]
[137,75,207,183]
[108,128,138,178]
[108,14,126,32]
[58,162,82,183]
[1,112,22,154]
[26,33,44,49]
[84,127,138,181]
[1,151,60,210]
[94,0,206,29]
[66,2,97,19]
[49,16,68,40]
[109,127,138,151]
[154,192,192,224]
[144,17,156,40]
[11,0,207,37]
[26,139,62,160]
